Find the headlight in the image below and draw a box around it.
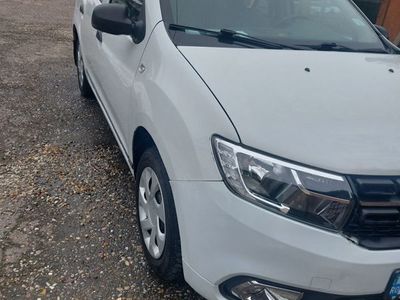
[212,136,353,230]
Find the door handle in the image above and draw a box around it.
[96,30,103,42]
[79,3,84,14]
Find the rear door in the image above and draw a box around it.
[79,0,105,88]
[96,0,148,151]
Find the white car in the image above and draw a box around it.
[72,1,400,299]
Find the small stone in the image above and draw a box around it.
[39,288,46,296]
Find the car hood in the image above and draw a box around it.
[179,47,400,175]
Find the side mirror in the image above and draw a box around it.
[92,4,133,36]
[375,25,390,40]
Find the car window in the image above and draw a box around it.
[164,0,388,52]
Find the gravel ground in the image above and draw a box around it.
[0,0,203,299]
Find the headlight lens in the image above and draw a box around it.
[213,136,353,230]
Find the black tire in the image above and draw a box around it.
[135,147,183,282]
[75,41,93,98]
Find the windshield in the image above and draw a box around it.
[163,0,388,52]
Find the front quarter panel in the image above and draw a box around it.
[132,23,239,181]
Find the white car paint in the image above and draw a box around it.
[172,180,400,298]
[179,47,400,176]
[75,1,238,181]
[73,1,400,299]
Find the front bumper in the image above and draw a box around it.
[170,181,400,300]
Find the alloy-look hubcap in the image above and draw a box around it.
[77,46,84,86]
[138,167,166,259]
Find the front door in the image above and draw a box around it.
[95,0,149,152]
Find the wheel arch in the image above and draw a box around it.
[132,126,158,175]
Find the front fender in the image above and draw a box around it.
[130,22,239,181]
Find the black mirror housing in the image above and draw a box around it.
[375,25,390,40]
[92,4,133,36]
[132,20,146,43]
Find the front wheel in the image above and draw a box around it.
[135,147,183,281]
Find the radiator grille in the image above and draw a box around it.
[344,176,400,250]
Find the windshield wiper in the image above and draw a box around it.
[308,42,357,52]
[304,42,390,54]
[169,24,303,50]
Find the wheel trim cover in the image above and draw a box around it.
[138,167,167,259]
